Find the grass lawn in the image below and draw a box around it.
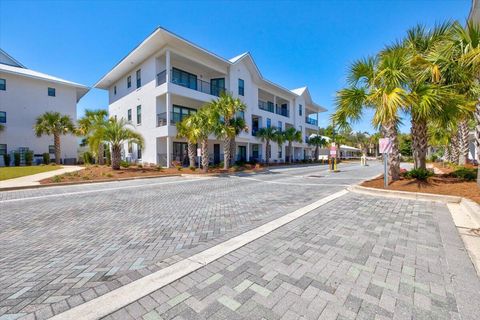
[0,166,62,180]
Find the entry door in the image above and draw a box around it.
[238,146,246,162]
[210,78,225,96]
[173,142,188,165]
[214,144,221,164]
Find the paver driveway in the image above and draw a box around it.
[0,162,478,319]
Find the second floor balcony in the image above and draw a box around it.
[157,68,225,97]
[305,117,318,126]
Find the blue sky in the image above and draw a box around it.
[0,0,471,133]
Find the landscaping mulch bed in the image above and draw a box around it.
[39,164,264,185]
[362,174,480,204]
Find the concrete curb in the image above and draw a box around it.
[0,174,183,192]
[347,184,462,203]
[460,198,480,227]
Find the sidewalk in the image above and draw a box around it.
[0,165,84,189]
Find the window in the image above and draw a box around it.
[238,78,244,96]
[299,104,302,116]
[137,146,142,159]
[48,87,56,97]
[128,142,133,154]
[49,145,55,154]
[136,69,141,88]
[278,148,282,159]
[278,121,282,130]
[127,109,132,122]
[127,76,131,88]
[114,86,117,95]
[136,105,141,124]
[172,105,197,123]
[0,144,6,156]
[0,78,5,91]
[172,68,197,90]
[0,111,6,123]
[114,115,117,121]
[266,118,271,128]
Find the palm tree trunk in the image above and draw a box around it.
[201,138,209,173]
[98,143,105,165]
[314,145,319,160]
[444,145,450,163]
[451,131,460,164]
[458,119,469,166]
[383,122,400,181]
[230,138,236,166]
[475,103,480,185]
[111,145,121,170]
[187,142,196,168]
[54,133,61,165]
[223,135,231,170]
[266,140,270,165]
[411,118,427,170]
[288,141,293,163]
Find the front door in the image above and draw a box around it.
[173,142,188,166]
[238,146,246,162]
[214,144,221,164]
[210,78,225,96]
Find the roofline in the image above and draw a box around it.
[0,48,26,68]
[0,67,88,90]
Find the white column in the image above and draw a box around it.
[273,96,276,115]
[166,136,171,168]
[247,142,250,162]
[166,93,171,126]
[166,50,171,83]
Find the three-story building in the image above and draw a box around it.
[94,27,325,167]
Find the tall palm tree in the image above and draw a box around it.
[283,127,302,163]
[334,49,408,180]
[176,118,197,168]
[34,111,75,165]
[77,109,108,165]
[256,127,277,165]
[211,92,247,170]
[308,135,327,160]
[229,116,248,165]
[273,129,286,162]
[183,106,216,173]
[102,118,144,170]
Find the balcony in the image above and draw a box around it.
[305,117,318,126]
[156,111,195,127]
[156,69,225,97]
[258,100,274,113]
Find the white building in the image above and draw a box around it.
[0,49,88,165]
[94,27,326,167]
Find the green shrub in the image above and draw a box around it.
[176,165,183,171]
[106,173,113,178]
[452,167,477,181]
[189,166,196,171]
[13,152,20,166]
[120,160,130,168]
[52,175,62,183]
[25,151,34,166]
[42,152,50,165]
[404,168,433,181]
[155,165,163,171]
[82,176,91,180]
[83,151,94,165]
[3,154,11,167]
[137,164,143,169]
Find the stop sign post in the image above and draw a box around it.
[379,138,393,188]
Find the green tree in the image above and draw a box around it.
[211,92,247,170]
[398,133,413,157]
[283,127,302,163]
[273,129,286,162]
[256,127,278,165]
[308,135,327,160]
[102,118,144,170]
[77,109,109,165]
[229,116,248,165]
[334,49,408,180]
[176,118,198,168]
[34,111,75,165]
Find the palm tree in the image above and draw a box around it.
[211,92,247,170]
[273,129,286,162]
[102,118,144,170]
[334,48,408,180]
[77,109,108,165]
[308,135,327,160]
[283,127,302,163]
[183,107,216,173]
[176,118,197,168]
[34,112,75,165]
[256,127,277,165]
[229,116,248,165]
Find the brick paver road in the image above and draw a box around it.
[0,162,478,319]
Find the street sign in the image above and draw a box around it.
[330,145,337,157]
[197,148,202,157]
[379,138,393,154]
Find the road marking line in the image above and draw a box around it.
[49,189,348,320]
[232,176,349,187]
[0,178,211,203]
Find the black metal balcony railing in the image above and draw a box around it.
[157,112,195,127]
[258,100,289,117]
[305,117,318,126]
[156,70,225,97]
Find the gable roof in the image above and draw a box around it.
[291,86,326,112]
[0,49,26,68]
[0,61,89,101]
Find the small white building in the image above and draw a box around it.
[468,131,479,164]
[0,49,88,165]
[94,27,326,167]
